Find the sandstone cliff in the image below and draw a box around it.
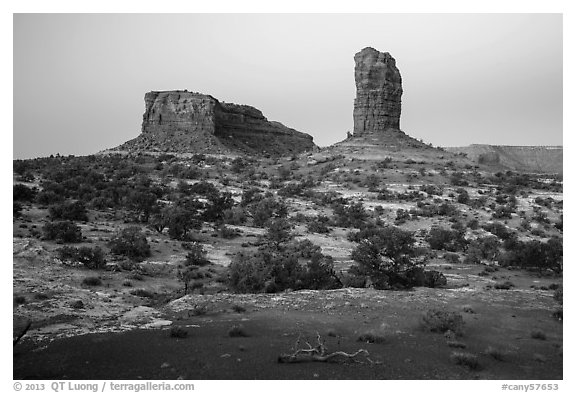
[117,91,316,156]
[353,47,403,135]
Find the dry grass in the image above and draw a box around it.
[485,346,506,361]
[357,330,387,344]
[450,352,482,370]
[421,309,465,335]
[447,341,467,349]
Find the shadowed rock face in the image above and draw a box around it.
[353,47,403,135]
[120,91,316,156]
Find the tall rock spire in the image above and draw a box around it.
[353,47,403,135]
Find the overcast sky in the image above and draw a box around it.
[13,13,562,159]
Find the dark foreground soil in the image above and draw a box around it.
[14,285,563,380]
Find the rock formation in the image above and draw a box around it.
[353,47,403,135]
[117,91,316,156]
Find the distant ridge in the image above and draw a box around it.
[445,144,563,174]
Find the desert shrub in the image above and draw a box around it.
[347,225,385,243]
[306,215,331,234]
[185,243,210,266]
[376,188,395,201]
[43,221,83,243]
[482,222,514,240]
[222,207,247,225]
[450,352,481,370]
[395,208,410,224]
[340,273,367,288]
[350,226,422,289]
[424,270,448,288]
[35,190,65,206]
[494,281,515,290]
[228,246,341,293]
[400,267,447,288]
[397,190,425,202]
[228,254,271,293]
[202,192,234,222]
[455,188,470,204]
[492,205,515,219]
[532,210,550,224]
[188,181,219,198]
[231,304,246,313]
[14,296,26,305]
[169,326,188,338]
[13,202,23,218]
[437,201,459,216]
[218,225,241,239]
[554,215,563,231]
[277,179,312,197]
[56,246,106,269]
[250,197,288,227]
[178,266,198,295]
[82,276,102,286]
[450,172,469,187]
[299,253,342,290]
[230,157,248,173]
[421,309,465,335]
[332,201,368,228]
[70,300,84,309]
[49,200,89,222]
[467,219,479,230]
[130,288,155,298]
[124,188,161,223]
[240,187,263,206]
[13,184,37,202]
[377,157,393,169]
[162,205,202,240]
[108,227,151,261]
[444,252,461,264]
[410,201,458,218]
[426,227,467,252]
[419,184,442,196]
[464,236,500,264]
[180,165,202,179]
[264,218,293,247]
[497,237,562,272]
[553,287,563,304]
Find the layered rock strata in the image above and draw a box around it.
[118,91,316,156]
[353,47,403,135]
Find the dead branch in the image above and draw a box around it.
[14,321,32,347]
[278,332,370,363]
